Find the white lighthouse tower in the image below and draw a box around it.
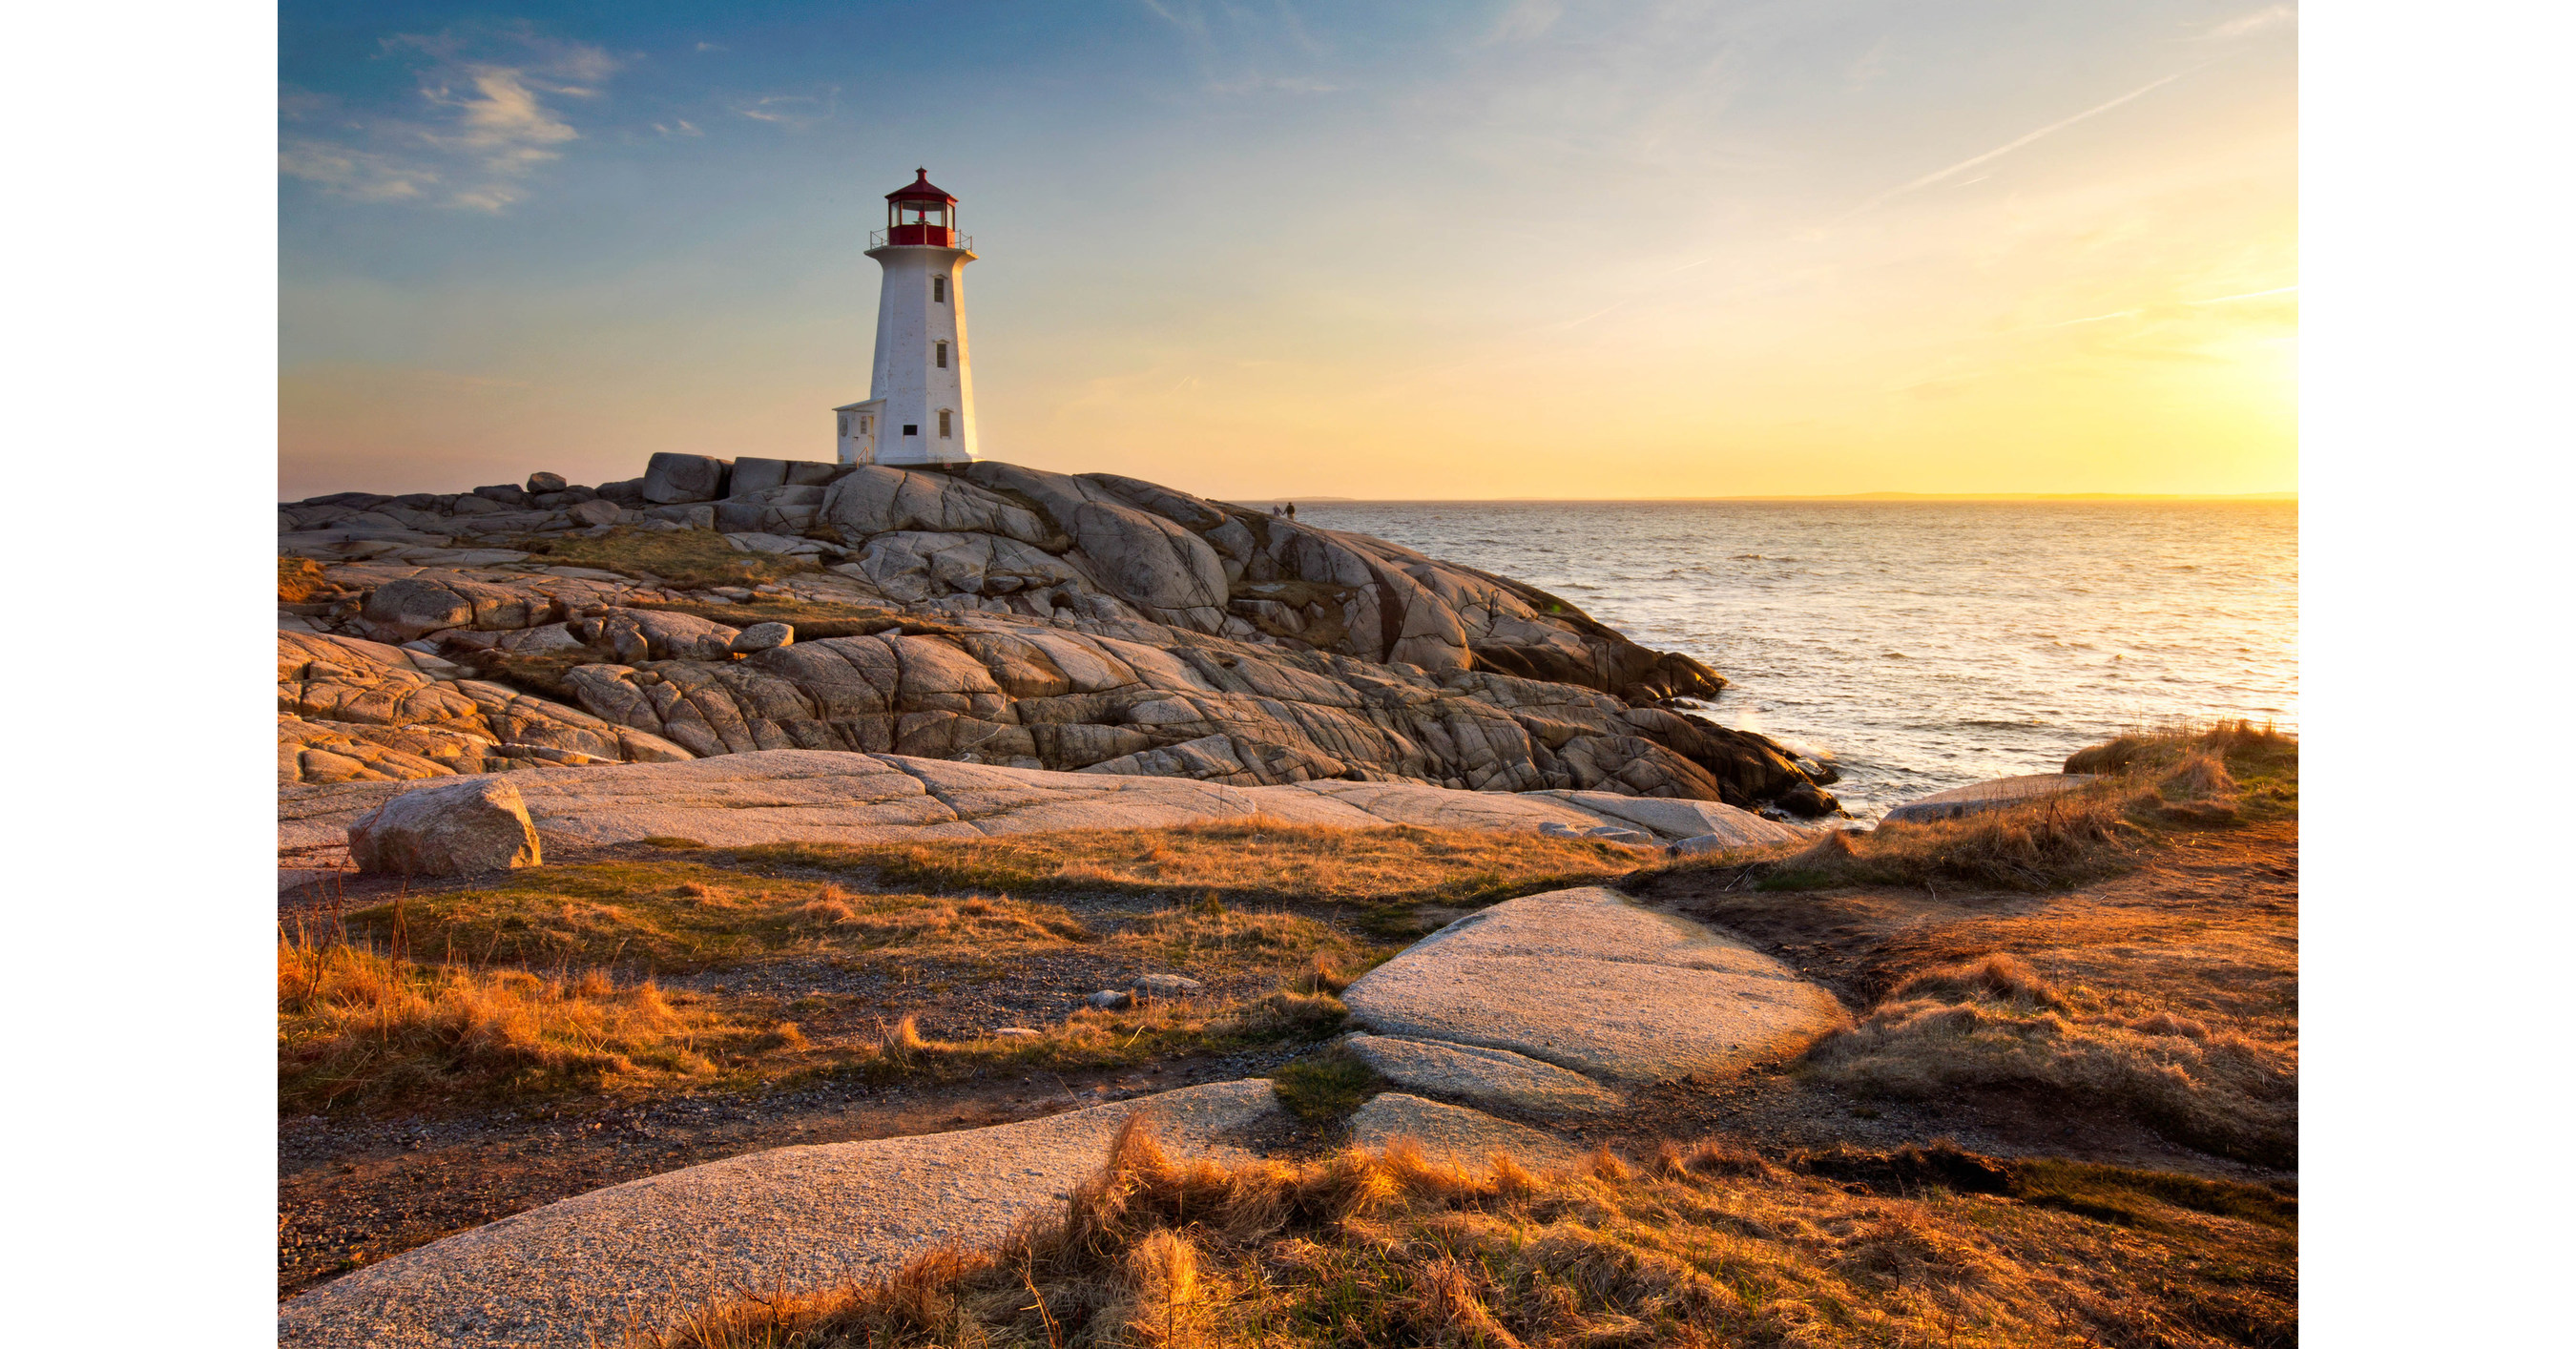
[834,169,978,467]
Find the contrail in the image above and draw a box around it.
[1832,60,2219,225]
[2186,284,2298,304]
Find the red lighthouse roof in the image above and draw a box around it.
[886,169,957,204]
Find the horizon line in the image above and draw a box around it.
[1227,490,2299,504]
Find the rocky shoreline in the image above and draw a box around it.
[280,456,1840,819]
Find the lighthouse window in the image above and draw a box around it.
[936,342,948,368]
[859,416,870,434]
[939,410,953,438]
[931,277,946,302]
[837,415,848,436]
[903,424,918,436]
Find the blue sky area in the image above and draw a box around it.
[280,1,2296,500]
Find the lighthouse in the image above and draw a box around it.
[835,169,978,467]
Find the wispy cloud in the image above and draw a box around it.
[277,140,432,202]
[2187,283,2297,304]
[1202,74,1339,95]
[1138,0,1341,95]
[1845,34,1894,90]
[729,89,840,129]
[1481,0,1564,46]
[2203,6,2295,41]
[1831,61,2216,224]
[654,119,703,137]
[280,30,618,212]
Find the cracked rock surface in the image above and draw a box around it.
[1343,1034,1628,1116]
[1340,886,1847,1083]
[279,750,1807,855]
[1346,1092,1586,1168]
[277,1082,1282,1349]
[280,460,1845,815]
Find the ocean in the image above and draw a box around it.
[1294,500,2298,822]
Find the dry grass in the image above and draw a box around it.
[347,861,1095,973]
[1649,721,2297,895]
[650,1120,2294,1348]
[280,556,334,603]
[731,818,1642,929]
[846,987,1356,1084]
[325,858,1384,1099]
[1804,953,2297,1167]
[522,526,821,590]
[1631,723,2299,1168]
[1119,903,1372,982]
[278,933,765,1111]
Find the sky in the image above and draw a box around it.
[279,1,2296,502]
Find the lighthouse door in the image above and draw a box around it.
[836,403,883,466]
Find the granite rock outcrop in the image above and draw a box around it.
[279,460,1840,814]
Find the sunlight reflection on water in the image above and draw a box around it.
[1296,500,2297,821]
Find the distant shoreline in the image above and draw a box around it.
[1241,491,2297,505]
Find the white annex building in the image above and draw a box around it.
[835,169,978,467]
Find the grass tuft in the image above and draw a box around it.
[280,556,334,603]
[277,933,758,1111]
[1646,720,2297,895]
[347,861,1094,972]
[1266,1045,1389,1124]
[1802,972,2297,1166]
[646,1126,2295,1349]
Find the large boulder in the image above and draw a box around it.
[1882,773,2096,823]
[842,531,1087,606]
[819,467,1060,548]
[358,577,473,640]
[347,777,543,876]
[641,453,733,505]
[569,609,739,663]
[727,458,843,497]
[730,622,794,654]
[1340,886,1844,1082]
[715,485,826,534]
[568,498,621,528]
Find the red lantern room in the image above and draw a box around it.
[883,168,958,246]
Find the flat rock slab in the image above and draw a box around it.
[277,1081,1281,1349]
[1347,1092,1584,1168]
[1880,773,2099,823]
[1532,790,1807,848]
[1344,1033,1626,1116]
[278,749,1790,854]
[1340,886,1844,1083]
